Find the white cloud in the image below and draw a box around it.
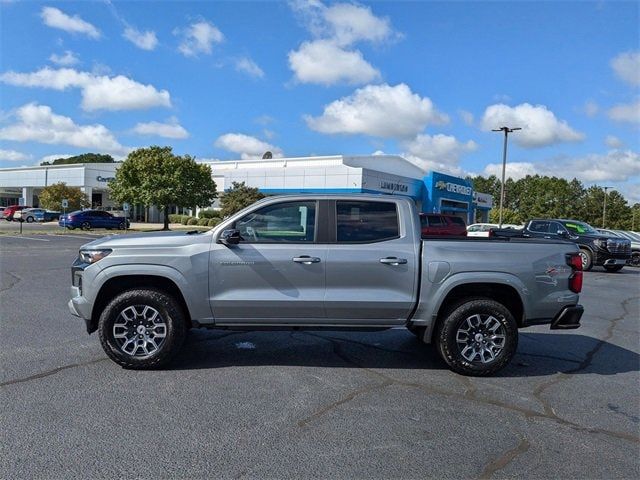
[288,40,380,86]
[123,27,158,51]
[40,6,100,39]
[459,110,474,126]
[0,103,127,154]
[305,83,448,138]
[402,133,477,173]
[611,51,640,86]
[132,117,189,139]
[288,1,398,86]
[483,150,640,183]
[215,133,283,159]
[605,135,624,149]
[0,67,171,111]
[607,99,640,124]
[176,20,224,57]
[480,103,585,148]
[0,149,31,162]
[235,57,264,78]
[49,50,79,66]
[582,100,599,117]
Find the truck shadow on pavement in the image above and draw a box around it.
[170,329,639,378]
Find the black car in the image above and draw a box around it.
[492,219,631,272]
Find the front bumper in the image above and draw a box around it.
[550,305,583,330]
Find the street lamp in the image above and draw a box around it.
[602,186,613,229]
[491,126,521,228]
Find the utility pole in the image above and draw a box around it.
[602,186,612,228]
[491,126,521,228]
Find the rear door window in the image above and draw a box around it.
[529,221,551,233]
[336,201,399,243]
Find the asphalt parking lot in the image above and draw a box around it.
[1,234,638,479]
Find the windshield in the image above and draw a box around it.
[562,221,599,235]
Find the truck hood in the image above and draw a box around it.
[80,230,213,250]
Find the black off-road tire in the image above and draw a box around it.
[579,248,593,271]
[604,265,624,273]
[98,289,187,369]
[435,298,518,376]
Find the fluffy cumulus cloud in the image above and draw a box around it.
[611,51,640,86]
[0,67,171,111]
[0,149,31,162]
[607,99,640,124]
[49,50,79,66]
[480,103,584,148]
[0,103,127,154]
[288,40,379,85]
[605,135,624,149]
[123,27,158,51]
[305,83,448,138]
[40,6,100,39]
[176,20,224,57]
[132,117,189,139]
[483,150,640,183]
[215,133,283,159]
[402,134,477,174]
[288,1,397,85]
[235,57,265,78]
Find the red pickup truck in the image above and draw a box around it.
[419,213,467,236]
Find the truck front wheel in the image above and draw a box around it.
[435,298,518,376]
[98,289,187,369]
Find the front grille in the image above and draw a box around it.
[607,239,631,255]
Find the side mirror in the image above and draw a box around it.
[220,228,243,246]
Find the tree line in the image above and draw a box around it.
[469,174,639,230]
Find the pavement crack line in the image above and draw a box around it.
[0,357,109,387]
[479,437,531,479]
[297,332,639,445]
[0,271,22,294]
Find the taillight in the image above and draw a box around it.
[566,253,583,293]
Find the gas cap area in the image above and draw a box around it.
[428,261,451,283]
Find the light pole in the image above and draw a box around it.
[602,186,612,228]
[492,126,521,228]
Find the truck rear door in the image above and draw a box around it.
[324,199,419,325]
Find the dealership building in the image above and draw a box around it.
[0,154,492,222]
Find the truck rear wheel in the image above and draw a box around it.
[98,289,187,369]
[578,249,593,271]
[435,298,518,376]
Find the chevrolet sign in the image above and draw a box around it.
[436,180,472,196]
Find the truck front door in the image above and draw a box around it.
[209,200,327,324]
[324,200,419,325]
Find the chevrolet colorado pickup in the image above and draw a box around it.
[68,195,584,376]
[491,219,631,272]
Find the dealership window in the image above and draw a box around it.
[336,201,399,243]
[235,201,316,243]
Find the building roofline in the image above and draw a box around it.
[0,162,120,172]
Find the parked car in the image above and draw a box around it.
[69,194,584,376]
[419,213,467,236]
[2,205,31,221]
[467,223,522,237]
[59,209,130,230]
[14,208,61,223]
[492,219,631,272]
[597,229,640,267]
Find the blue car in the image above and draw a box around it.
[59,210,130,230]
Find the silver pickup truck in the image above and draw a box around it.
[69,194,584,376]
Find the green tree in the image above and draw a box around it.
[220,182,265,218]
[108,146,217,230]
[578,187,631,229]
[39,182,90,211]
[488,207,522,225]
[41,153,115,165]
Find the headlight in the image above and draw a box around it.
[595,239,607,249]
[79,249,112,264]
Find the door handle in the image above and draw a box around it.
[380,257,407,265]
[293,256,321,264]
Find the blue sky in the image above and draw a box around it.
[0,0,638,201]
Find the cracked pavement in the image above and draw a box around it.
[1,235,639,479]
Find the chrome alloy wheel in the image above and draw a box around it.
[456,313,506,364]
[578,251,589,269]
[113,305,167,356]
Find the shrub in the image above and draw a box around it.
[187,217,199,226]
[181,215,191,225]
[198,209,220,219]
[168,214,181,223]
[197,218,210,226]
[207,218,220,227]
